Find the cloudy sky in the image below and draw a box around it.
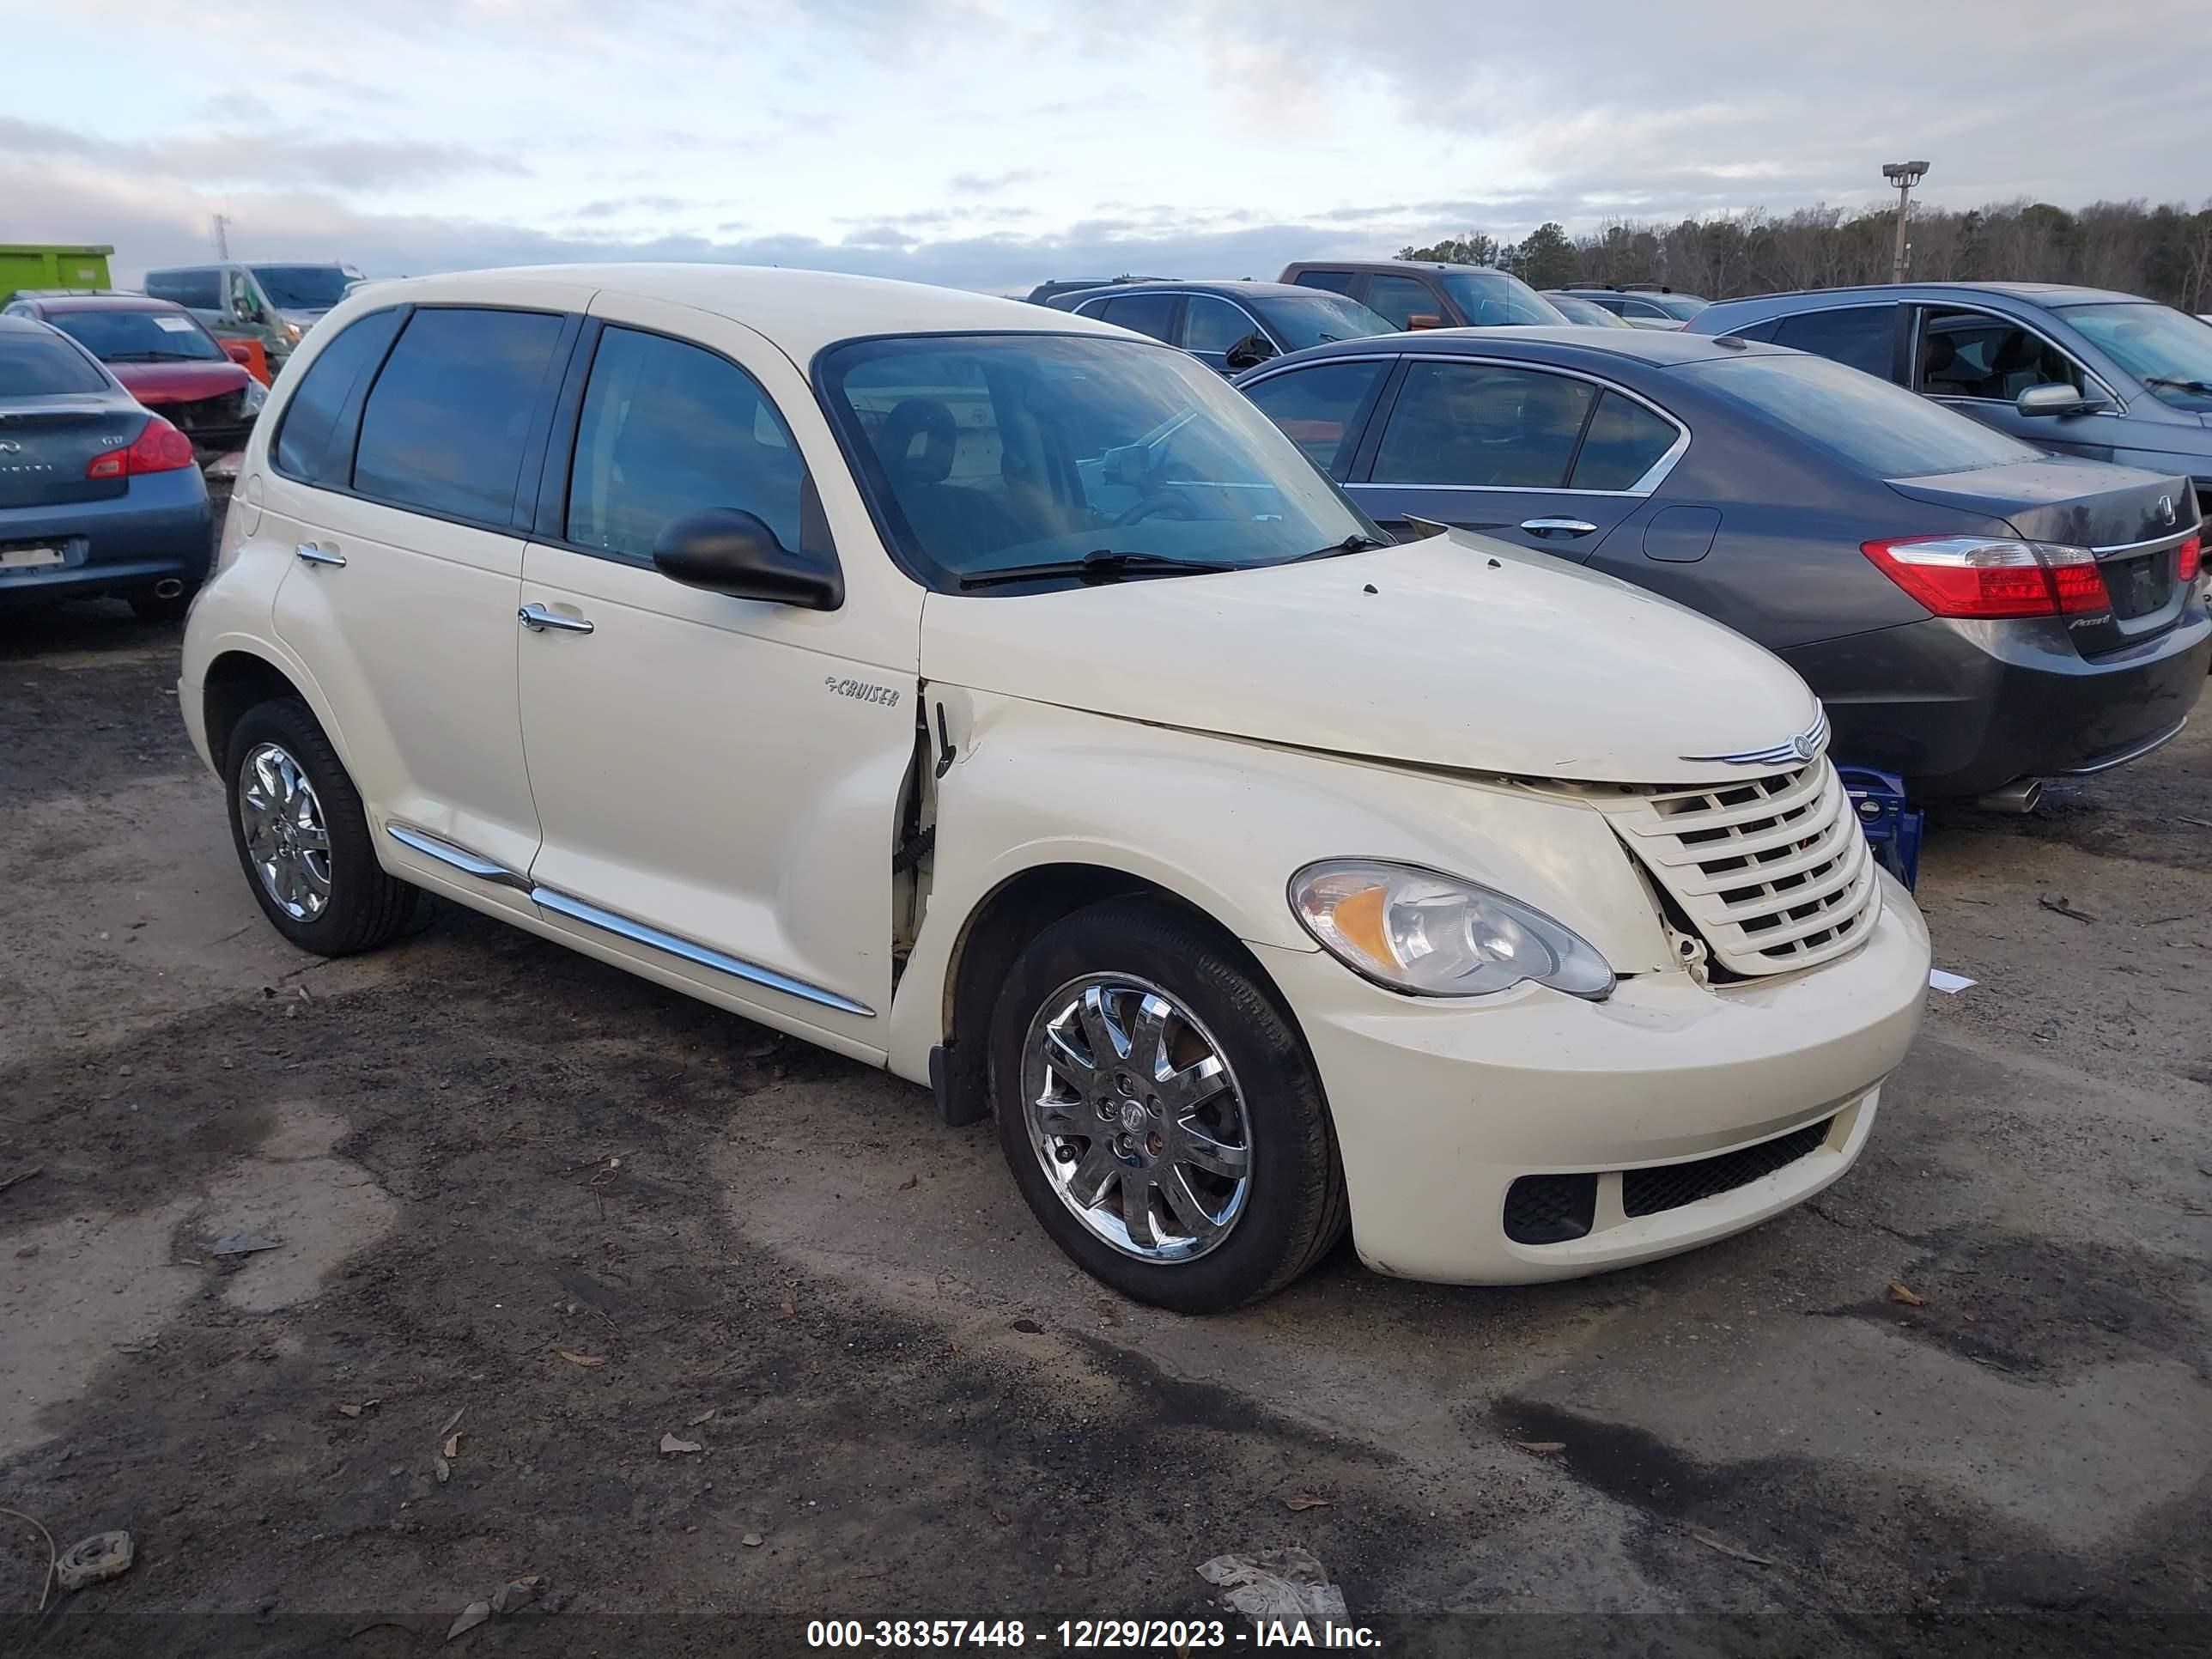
[8,0,2207,294]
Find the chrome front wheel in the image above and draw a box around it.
[1021,975,1253,1264]
[237,741,332,921]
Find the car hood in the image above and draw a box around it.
[108,360,250,404]
[920,533,1822,785]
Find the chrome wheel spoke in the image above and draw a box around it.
[1174,1117,1249,1178]
[1078,985,1127,1068]
[1042,1025,1097,1092]
[1162,1166,1224,1243]
[1128,994,1172,1080]
[1034,1092,1090,1137]
[1158,1054,1228,1115]
[1120,1170,1159,1249]
[1063,1142,1120,1210]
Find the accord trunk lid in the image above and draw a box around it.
[1886,456,2200,650]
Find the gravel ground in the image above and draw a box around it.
[1,602,2207,1658]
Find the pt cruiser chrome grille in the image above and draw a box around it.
[1582,757,1881,978]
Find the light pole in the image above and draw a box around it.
[1881,161,1928,283]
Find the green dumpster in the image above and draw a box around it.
[0,244,116,302]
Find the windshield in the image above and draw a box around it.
[1439,270,1567,325]
[1253,293,1398,349]
[0,331,108,396]
[251,265,354,311]
[1685,352,2040,478]
[2056,301,2212,412]
[49,308,224,363]
[819,333,1382,591]
[1650,294,1709,320]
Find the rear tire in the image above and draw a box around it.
[988,896,1348,1313]
[225,697,422,957]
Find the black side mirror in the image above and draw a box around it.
[652,507,842,610]
[1224,332,1277,371]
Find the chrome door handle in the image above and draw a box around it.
[295,544,346,568]
[1520,518,1598,538]
[518,603,593,635]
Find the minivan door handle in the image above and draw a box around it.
[294,544,346,568]
[1520,518,1598,538]
[518,603,593,635]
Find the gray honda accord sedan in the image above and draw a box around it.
[1236,328,2207,800]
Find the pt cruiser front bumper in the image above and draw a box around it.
[1249,868,1929,1284]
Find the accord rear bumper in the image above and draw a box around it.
[1790,605,2210,799]
[0,470,212,610]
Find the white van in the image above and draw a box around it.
[179,265,1929,1311]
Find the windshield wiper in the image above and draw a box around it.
[957,548,1237,590]
[1285,533,1391,563]
[103,350,204,362]
[2142,375,2212,394]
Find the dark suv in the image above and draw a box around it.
[1046,280,1395,373]
[1556,286,1710,328]
[1023,276,1179,306]
[1688,283,2212,514]
[1279,261,1565,330]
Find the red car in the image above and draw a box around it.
[1,292,267,467]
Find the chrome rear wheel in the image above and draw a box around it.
[237,740,332,921]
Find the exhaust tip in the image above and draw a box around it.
[152,579,185,599]
[1974,779,2043,814]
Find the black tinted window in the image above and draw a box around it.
[352,307,565,523]
[1097,293,1179,343]
[1372,362,1595,487]
[1772,306,1897,378]
[272,307,405,482]
[1243,361,1389,472]
[1570,392,1677,489]
[0,331,106,395]
[1688,353,2039,477]
[1183,295,1253,356]
[566,326,805,560]
[146,269,220,309]
[1364,275,1443,330]
[1292,270,1356,295]
[1916,307,2085,400]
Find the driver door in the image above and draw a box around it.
[1913,305,2126,463]
[514,293,923,1048]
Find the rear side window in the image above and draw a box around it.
[1243,360,1389,472]
[1771,306,1898,378]
[0,331,107,395]
[565,325,805,560]
[1570,392,1678,489]
[1182,295,1254,356]
[272,307,405,482]
[1291,270,1356,295]
[1916,307,2086,401]
[1371,362,1595,487]
[146,269,221,310]
[1687,353,2039,478]
[352,307,566,524]
[1097,292,1179,343]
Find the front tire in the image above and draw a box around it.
[225,697,422,956]
[988,896,1348,1312]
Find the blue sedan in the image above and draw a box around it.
[1236,326,2207,800]
[1,314,211,622]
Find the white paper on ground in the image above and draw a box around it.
[1929,969,1977,994]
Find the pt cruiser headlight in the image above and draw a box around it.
[1289,860,1614,1000]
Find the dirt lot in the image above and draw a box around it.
[2,603,2208,1657]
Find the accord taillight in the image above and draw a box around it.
[1860,535,2112,620]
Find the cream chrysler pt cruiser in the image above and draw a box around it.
[180,265,1929,1311]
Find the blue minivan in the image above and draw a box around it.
[1688,283,2212,514]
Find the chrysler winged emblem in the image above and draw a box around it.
[1683,708,1831,767]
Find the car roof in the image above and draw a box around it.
[1282,259,1512,276]
[0,313,67,335]
[24,294,186,314]
[1066,280,1337,303]
[1705,280,2148,311]
[1258,324,1789,371]
[342,264,1124,360]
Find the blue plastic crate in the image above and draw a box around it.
[1836,765,1923,890]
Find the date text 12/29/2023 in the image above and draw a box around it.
[805,1620,1384,1649]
